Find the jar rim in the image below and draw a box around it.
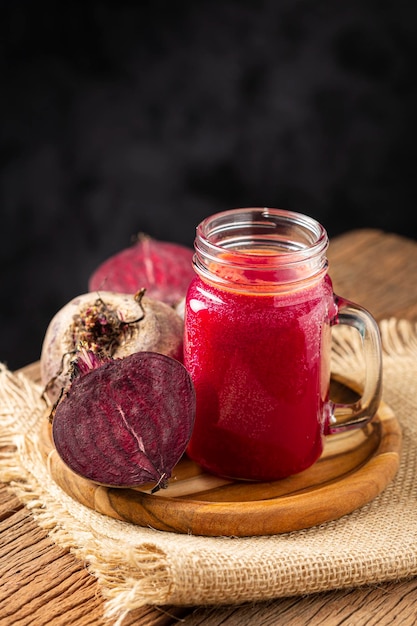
[196,207,328,261]
[193,208,329,292]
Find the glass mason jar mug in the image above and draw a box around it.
[183,207,382,481]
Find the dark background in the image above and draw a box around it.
[1,0,416,370]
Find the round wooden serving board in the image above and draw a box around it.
[35,369,401,537]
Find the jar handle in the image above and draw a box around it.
[327,296,382,434]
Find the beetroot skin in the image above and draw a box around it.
[88,235,195,306]
[40,291,184,404]
[52,351,196,490]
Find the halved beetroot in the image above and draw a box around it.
[52,351,196,490]
[88,235,195,306]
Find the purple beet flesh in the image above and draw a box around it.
[52,351,195,490]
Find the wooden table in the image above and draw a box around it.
[1,228,417,626]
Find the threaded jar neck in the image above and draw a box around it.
[193,207,329,294]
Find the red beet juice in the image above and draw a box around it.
[184,271,337,481]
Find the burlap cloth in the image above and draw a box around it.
[1,318,417,625]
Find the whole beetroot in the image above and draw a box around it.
[41,290,184,404]
[88,234,195,306]
[52,351,196,490]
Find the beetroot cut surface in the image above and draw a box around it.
[52,352,196,490]
[88,235,195,306]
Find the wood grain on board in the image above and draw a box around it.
[38,379,400,537]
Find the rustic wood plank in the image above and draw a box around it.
[0,485,24,521]
[0,503,104,625]
[328,229,417,321]
[0,488,191,626]
[116,606,189,626]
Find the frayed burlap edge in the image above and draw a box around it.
[1,319,417,625]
